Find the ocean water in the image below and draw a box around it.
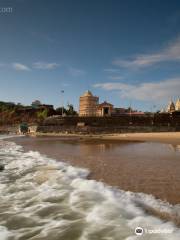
[0,135,180,240]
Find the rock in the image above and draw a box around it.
[0,164,4,171]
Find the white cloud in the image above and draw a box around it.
[69,67,86,76]
[12,63,30,71]
[33,62,60,70]
[93,78,180,101]
[108,75,124,80]
[113,36,180,68]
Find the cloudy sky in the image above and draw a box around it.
[1,0,180,111]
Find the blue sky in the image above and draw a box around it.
[1,0,180,111]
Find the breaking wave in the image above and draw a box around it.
[0,135,180,240]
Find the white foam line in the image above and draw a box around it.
[0,139,180,240]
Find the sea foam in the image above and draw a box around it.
[0,136,179,240]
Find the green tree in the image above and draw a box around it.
[20,123,28,134]
[37,109,48,121]
[56,107,67,115]
[66,104,77,116]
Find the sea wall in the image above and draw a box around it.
[0,125,19,134]
[37,113,180,134]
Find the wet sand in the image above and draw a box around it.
[10,135,180,205]
[34,131,180,145]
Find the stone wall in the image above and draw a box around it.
[37,113,180,134]
[0,125,19,134]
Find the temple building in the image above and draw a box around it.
[79,91,99,116]
[96,101,113,116]
[175,98,180,111]
[79,90,143,117]
[79,91,113,116]
[166,98,180,113]
[167,100,175,113]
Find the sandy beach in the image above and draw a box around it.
[10,132,180,205]
[34,131,180,145]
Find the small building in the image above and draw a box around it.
[32,100,42,109]
[28,124,38,134]
[96,101,113,116]
[32,100,54,111]
[38,104,54,110]
[112,107,128,115]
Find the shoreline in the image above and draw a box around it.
[2,137,180,231]
[9,133,180,205]
[6,134,180,226]
[32,131,180,145]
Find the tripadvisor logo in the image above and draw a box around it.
[135,226,173,236]
[135,227,144,236]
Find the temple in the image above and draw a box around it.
[175,99,180,111]
[96,101,113,116]
[166,98,180,113]
[167,100,175,113]
[79,90,114,116]
[79,91,99,116]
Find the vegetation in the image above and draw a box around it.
[0,101,77,125]
[0,101,16,112]
[37,109,48,121]
[19,123,28,133]
[66,104,78,116]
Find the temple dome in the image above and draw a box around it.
[175,98,180,111]
[83,90,93,97]
[167,101,175,112]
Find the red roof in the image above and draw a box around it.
[97,101,113,108]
